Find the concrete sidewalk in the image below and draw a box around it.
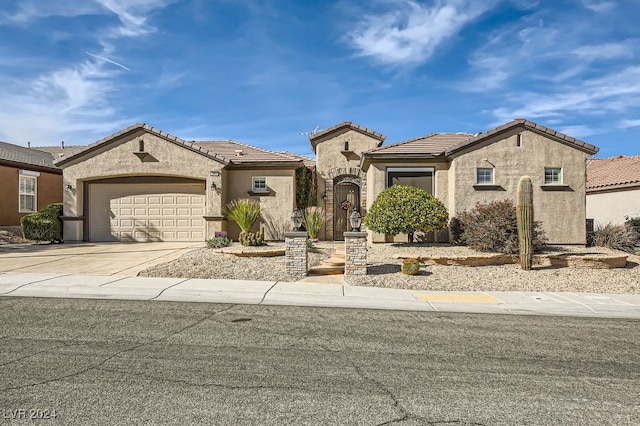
[1,271,639,319]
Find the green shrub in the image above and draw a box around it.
[303,206,327,240]
[20,203,63,242]
[591,222,639,253]
[364,185,449,243]
[454,200,547,254]
[206,236,232,248]
[225,199,261,233]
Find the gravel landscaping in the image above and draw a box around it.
[138,242,640,295]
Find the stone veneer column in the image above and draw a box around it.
[344,231,367,275]
[284,231,308,276]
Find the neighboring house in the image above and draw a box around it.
[310,119,599,245]
[586,155,640,225]
[0,141,63,226]
[54,124,306,242]
[55,118,598,245]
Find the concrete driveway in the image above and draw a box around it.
[0,242,202,276]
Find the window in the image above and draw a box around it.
[252,177,267,192]
[386,167,434,194]
[476,168,494,184]
[544,167,562,185]
[19,175,37,213]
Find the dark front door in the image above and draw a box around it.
[333,180,360,241]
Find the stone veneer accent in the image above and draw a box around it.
[344,231,367,275]
[284,231,308,276]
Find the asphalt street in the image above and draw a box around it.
[1,297,638,425]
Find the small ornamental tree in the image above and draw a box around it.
[364,185,449,243]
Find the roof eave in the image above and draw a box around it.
[360,152,444,170]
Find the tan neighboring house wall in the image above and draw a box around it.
[587,188,640,225]
[586,155,640,225]
[449,129,592,245]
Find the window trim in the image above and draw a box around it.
[385,167,435,192]
[19,174,37,213]
[476,167,494,185]
[544,167,563,185]
[251,176,268,193]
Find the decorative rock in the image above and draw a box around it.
[401,258,420,275]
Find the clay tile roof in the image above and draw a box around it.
[191,140,304,165]
[587,155,640,191]
[309,121,386,150]
[445,118,599,156]
[34,145,85,161]
[366,132,474,156]
[0,140,59,170]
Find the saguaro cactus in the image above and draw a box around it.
[517,175,534,270]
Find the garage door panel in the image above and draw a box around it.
[90,182,205,242]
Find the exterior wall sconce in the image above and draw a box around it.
[211,182,218,190]
[350,210,362,231]
[291,209,303,231]
[321,191,327,200]
[64,184,74,191]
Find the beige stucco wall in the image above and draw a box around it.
[60,129,225,241]
[587,187,640,225]
[365,160,451,243]
[225,168,297,240]
[450,129,591,245]
[313,129,382,240]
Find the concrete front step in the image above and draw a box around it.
[308,265,345,275]
[321,256,346,266]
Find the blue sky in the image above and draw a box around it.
[0,0,639,158]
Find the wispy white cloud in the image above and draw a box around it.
[346,0,498,66]
[618,119,640,129]
[582,0,615,13]
[571,42,634,60]
[492,66,640,123]
[0,0,178,145]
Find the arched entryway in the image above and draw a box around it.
[332,175,361,240]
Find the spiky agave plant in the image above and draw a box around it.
[225,199,262,233]
[303,206,327,239]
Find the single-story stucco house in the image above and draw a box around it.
[0,141,62,226]
[55,118,598,245]
[586,155,640,225]
[312,119,598,245]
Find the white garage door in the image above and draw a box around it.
[89,183,205,242]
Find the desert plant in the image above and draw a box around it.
[454,199,546,254]
[239,224,265,246]
[401,258,421,275]
[206,236,232,248]
[20,203,63,242]
[364,185,449,243]
[591,222,639,253]
[516,176,534,270]
[225,199,261,233]
[303,206,327,240]
[448,216,465,244]
[261,211,289,241]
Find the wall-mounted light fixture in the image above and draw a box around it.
[211,182,218,190]
[64,184,74,191]
[321,191,327,200]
